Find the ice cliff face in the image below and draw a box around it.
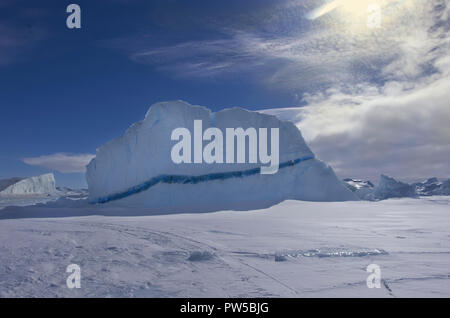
[86,100,356,212]
[0,173,56,195]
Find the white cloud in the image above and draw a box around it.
[263,50,450,182]
[22,153,95,173]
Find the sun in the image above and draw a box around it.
[307,0,386,20]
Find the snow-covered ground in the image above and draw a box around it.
[0,196,449,297]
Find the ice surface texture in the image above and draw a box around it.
[86,101,356,212]
[0,173,56,195]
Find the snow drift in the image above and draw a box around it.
[86,100,356,212]
[0,173,56,195]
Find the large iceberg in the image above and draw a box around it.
[0,173,56,195]
[86,101,356,212]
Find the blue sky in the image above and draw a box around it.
[1,0,449,187]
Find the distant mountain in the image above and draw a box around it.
[344,175,450,200]
[371,175,417,200]
[412,178,450,196]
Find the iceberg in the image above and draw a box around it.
[0,173,56,195]
[369,175,417,200]
[86,100,356,212]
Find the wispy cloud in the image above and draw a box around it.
[117,0,448,94]
[129,33,270,78]
[22,153,95,173]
